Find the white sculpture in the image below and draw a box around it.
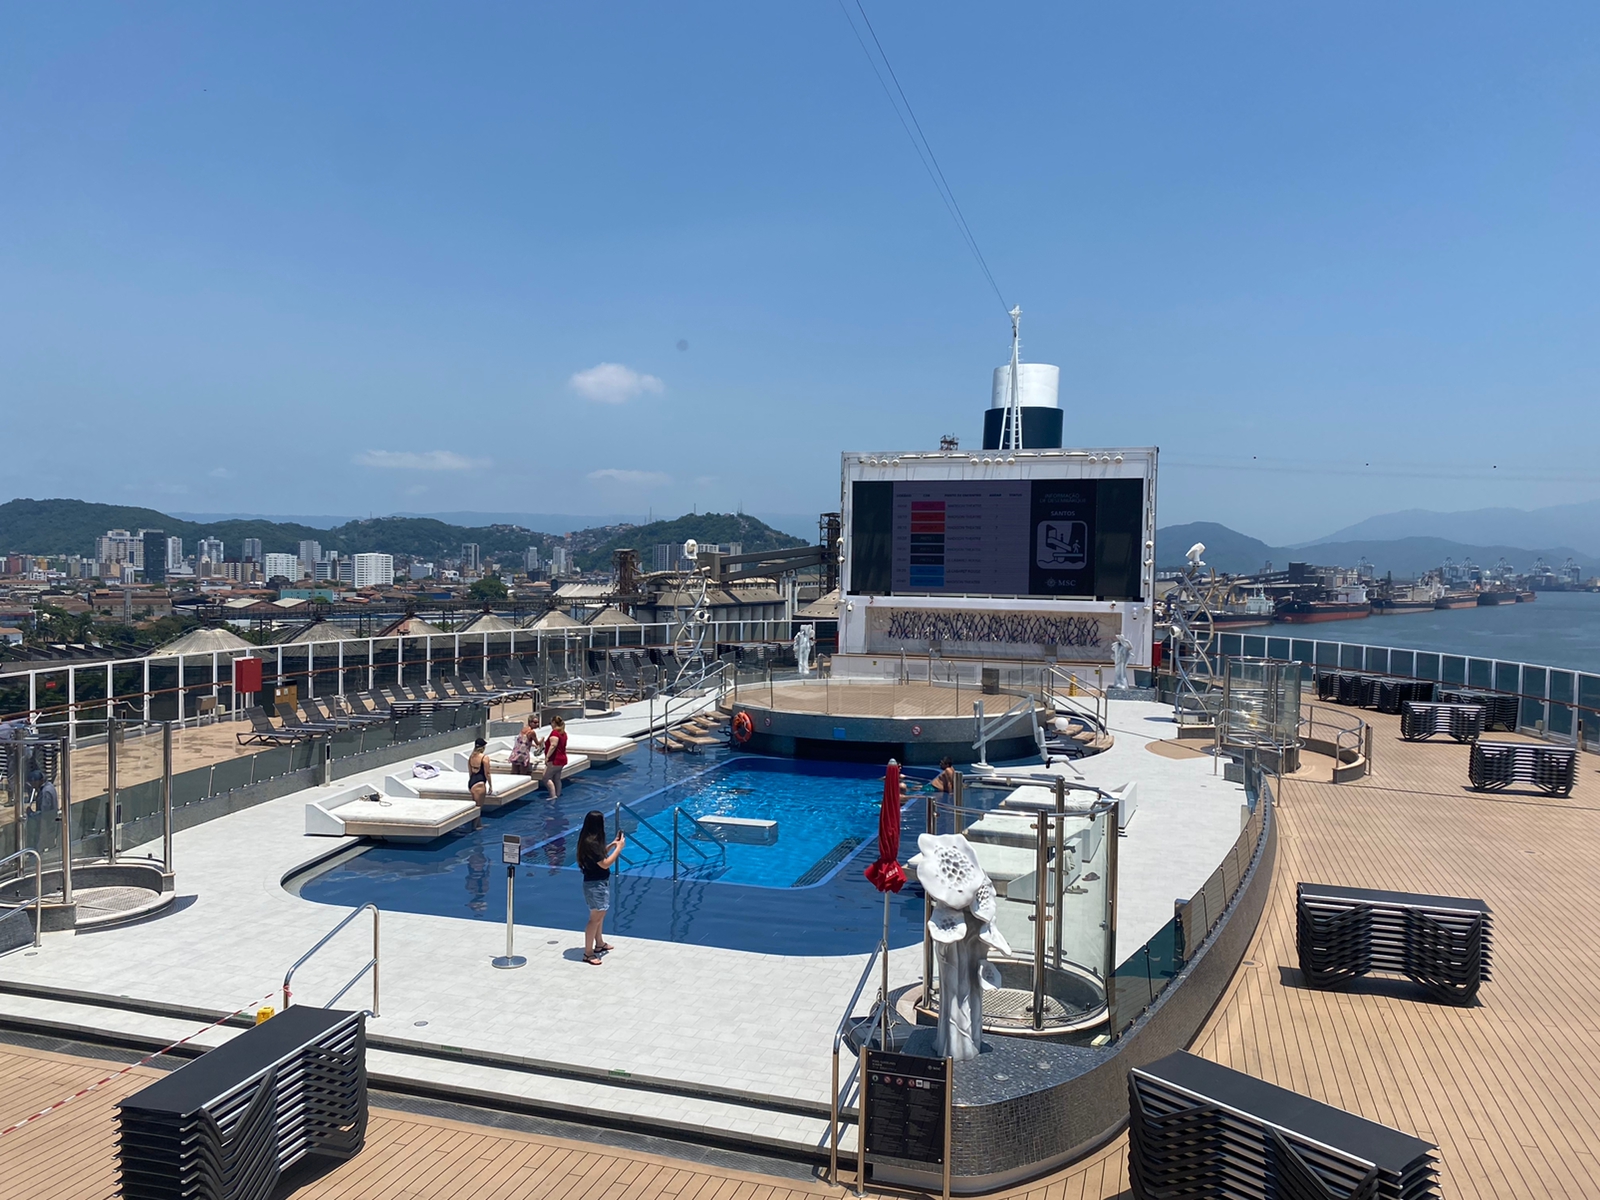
[794,623,816,676]
[909,833,1011,1061]
[1111,634,1133,690]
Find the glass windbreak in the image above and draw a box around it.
[925,778,1113,1042]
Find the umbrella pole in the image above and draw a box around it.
[881,890,891,1049]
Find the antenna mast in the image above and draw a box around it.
[1006,305,1023,450]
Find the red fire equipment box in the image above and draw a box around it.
[233,657,263,695]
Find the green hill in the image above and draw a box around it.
[0,498,806,572]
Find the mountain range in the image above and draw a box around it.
[1156,522,1599,578]
[0,499,803,572]
[1304,500,1600,558]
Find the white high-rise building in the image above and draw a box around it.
[241,537,263,563]
[298,540,322,578]
[462,543,481,574]
[524,547,541,573]
[166,537,185,571]
[352,553,394,588]
[550,546,570,576]
[263,553,299,580]
[197,537,224,563]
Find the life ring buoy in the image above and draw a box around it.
[732,712,754,743]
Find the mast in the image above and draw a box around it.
[1007,305,1023,451]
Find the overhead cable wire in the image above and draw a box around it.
[836,0,1010,315]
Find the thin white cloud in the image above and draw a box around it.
[354,450,486,471]
[209,467,234,479]
[569,362,664,404]
[588,469,671,487]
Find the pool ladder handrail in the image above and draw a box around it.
[283,902,379,1017]
[0,848,44,951]
[612,801,672,873]
[671,808,727,881]
[828,937,887,1194]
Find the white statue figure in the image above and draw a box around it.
[909,833,1011,1061]
[794,623,816,676]
[1111,634,1133,690]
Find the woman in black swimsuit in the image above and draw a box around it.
[468,738,493,829]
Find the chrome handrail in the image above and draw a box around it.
[0,849,44,951]
[283,902,379,1017]
[829,937,886,1191]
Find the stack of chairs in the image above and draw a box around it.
[1468,740,1577,796]
[1374,679,1435,714]
[1129,1051,1440,1199]
[118,1007,366,1200]
[1436,687,1519,731]
[1297,882,1492,1005]
[1399,701,1485,742]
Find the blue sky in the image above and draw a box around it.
[2,3,1596,543]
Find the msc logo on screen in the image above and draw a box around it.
[1036,520,1088,570]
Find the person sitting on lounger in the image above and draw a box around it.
[509,714,539,775]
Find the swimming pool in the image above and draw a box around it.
[290,753,940,955]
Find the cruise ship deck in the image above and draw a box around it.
[2,701,1594,1198]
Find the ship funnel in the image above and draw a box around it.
[984,363,1062,449]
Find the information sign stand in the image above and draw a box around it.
[858,1048,952,1200]
[492,835,526,969]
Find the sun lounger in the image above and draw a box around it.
[305,781,479,841]
[237,707,311,746]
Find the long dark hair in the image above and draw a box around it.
[578,810,608,868]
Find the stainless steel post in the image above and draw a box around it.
[57,737,73,905]
[855,1046,868,1198]
[1104,800,1120,1038]
[492,866,526,969]
[1032,806,1046,1030]
[107,719,119,863]
[1053,776,1066,969]
[829,1044,840,1185]
[10,727,24,858]
[923,785,937,1004]
[672,808,679,881]
[162,722,174,874]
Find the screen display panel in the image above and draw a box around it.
[850,478,1143,600]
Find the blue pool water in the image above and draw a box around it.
[291,752,944,955]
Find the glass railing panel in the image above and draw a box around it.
[1290,639,1314,665]
[1389,650,1414,679]
[1495,662,1521,695]
[210,756,254,795]
[1550,671,1575,707]
[1363,646,1389,674]
[120,777,163,824]
[330,729,363,760]
[1339,644,1362,669]
[1442,655,1466,685]
[1242,635,1266,658]
[252,746,292,782]
[1313,641,1337,667]
[1267,637,1291,660]
[1521,666,1546,698]
[1468,659,1492,688]
[171,765,212,809]
[1548,702,1574,738]
[1416,653,1440,681]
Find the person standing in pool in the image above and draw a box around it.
[577,810,624,965]
[543,716,568,800]
[468,738,493,829]
[931,758,958,792]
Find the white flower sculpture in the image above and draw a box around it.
[910,833,1011,1061]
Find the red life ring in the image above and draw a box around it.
[732,711,754,743]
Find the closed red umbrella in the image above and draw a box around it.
[865,760,905,893]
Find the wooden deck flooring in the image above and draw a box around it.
[3,703,1598,1198]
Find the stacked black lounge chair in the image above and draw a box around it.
[1297,883,1491,1005]
[1436,687,1519,731]
[1399,701,1485,742]
[1468,740,1577,795]
[1129,1051,1440,1199]
[118,1007,366,1200]
[1374,679,1434,714]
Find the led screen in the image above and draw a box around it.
[849,478,1143,601]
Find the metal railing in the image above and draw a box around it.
[283,902,380,1017]
[829,937,886,1192]
[1298,705,1368,777]
[0,848,43,951]
[972,695,1041,767]
[670,808,727,881]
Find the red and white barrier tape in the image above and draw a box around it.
[0,989,280,1138]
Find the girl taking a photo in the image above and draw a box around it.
[577,810,624,965]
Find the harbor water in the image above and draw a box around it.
[1315,591,1600,675]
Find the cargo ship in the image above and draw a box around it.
[1275,583,1371,624]
[1516,590,1536,602]
[1477,589,1518,606]
[1210,586,1277,628]
[1434,592,1479,610]
[1373,580,1444,614]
